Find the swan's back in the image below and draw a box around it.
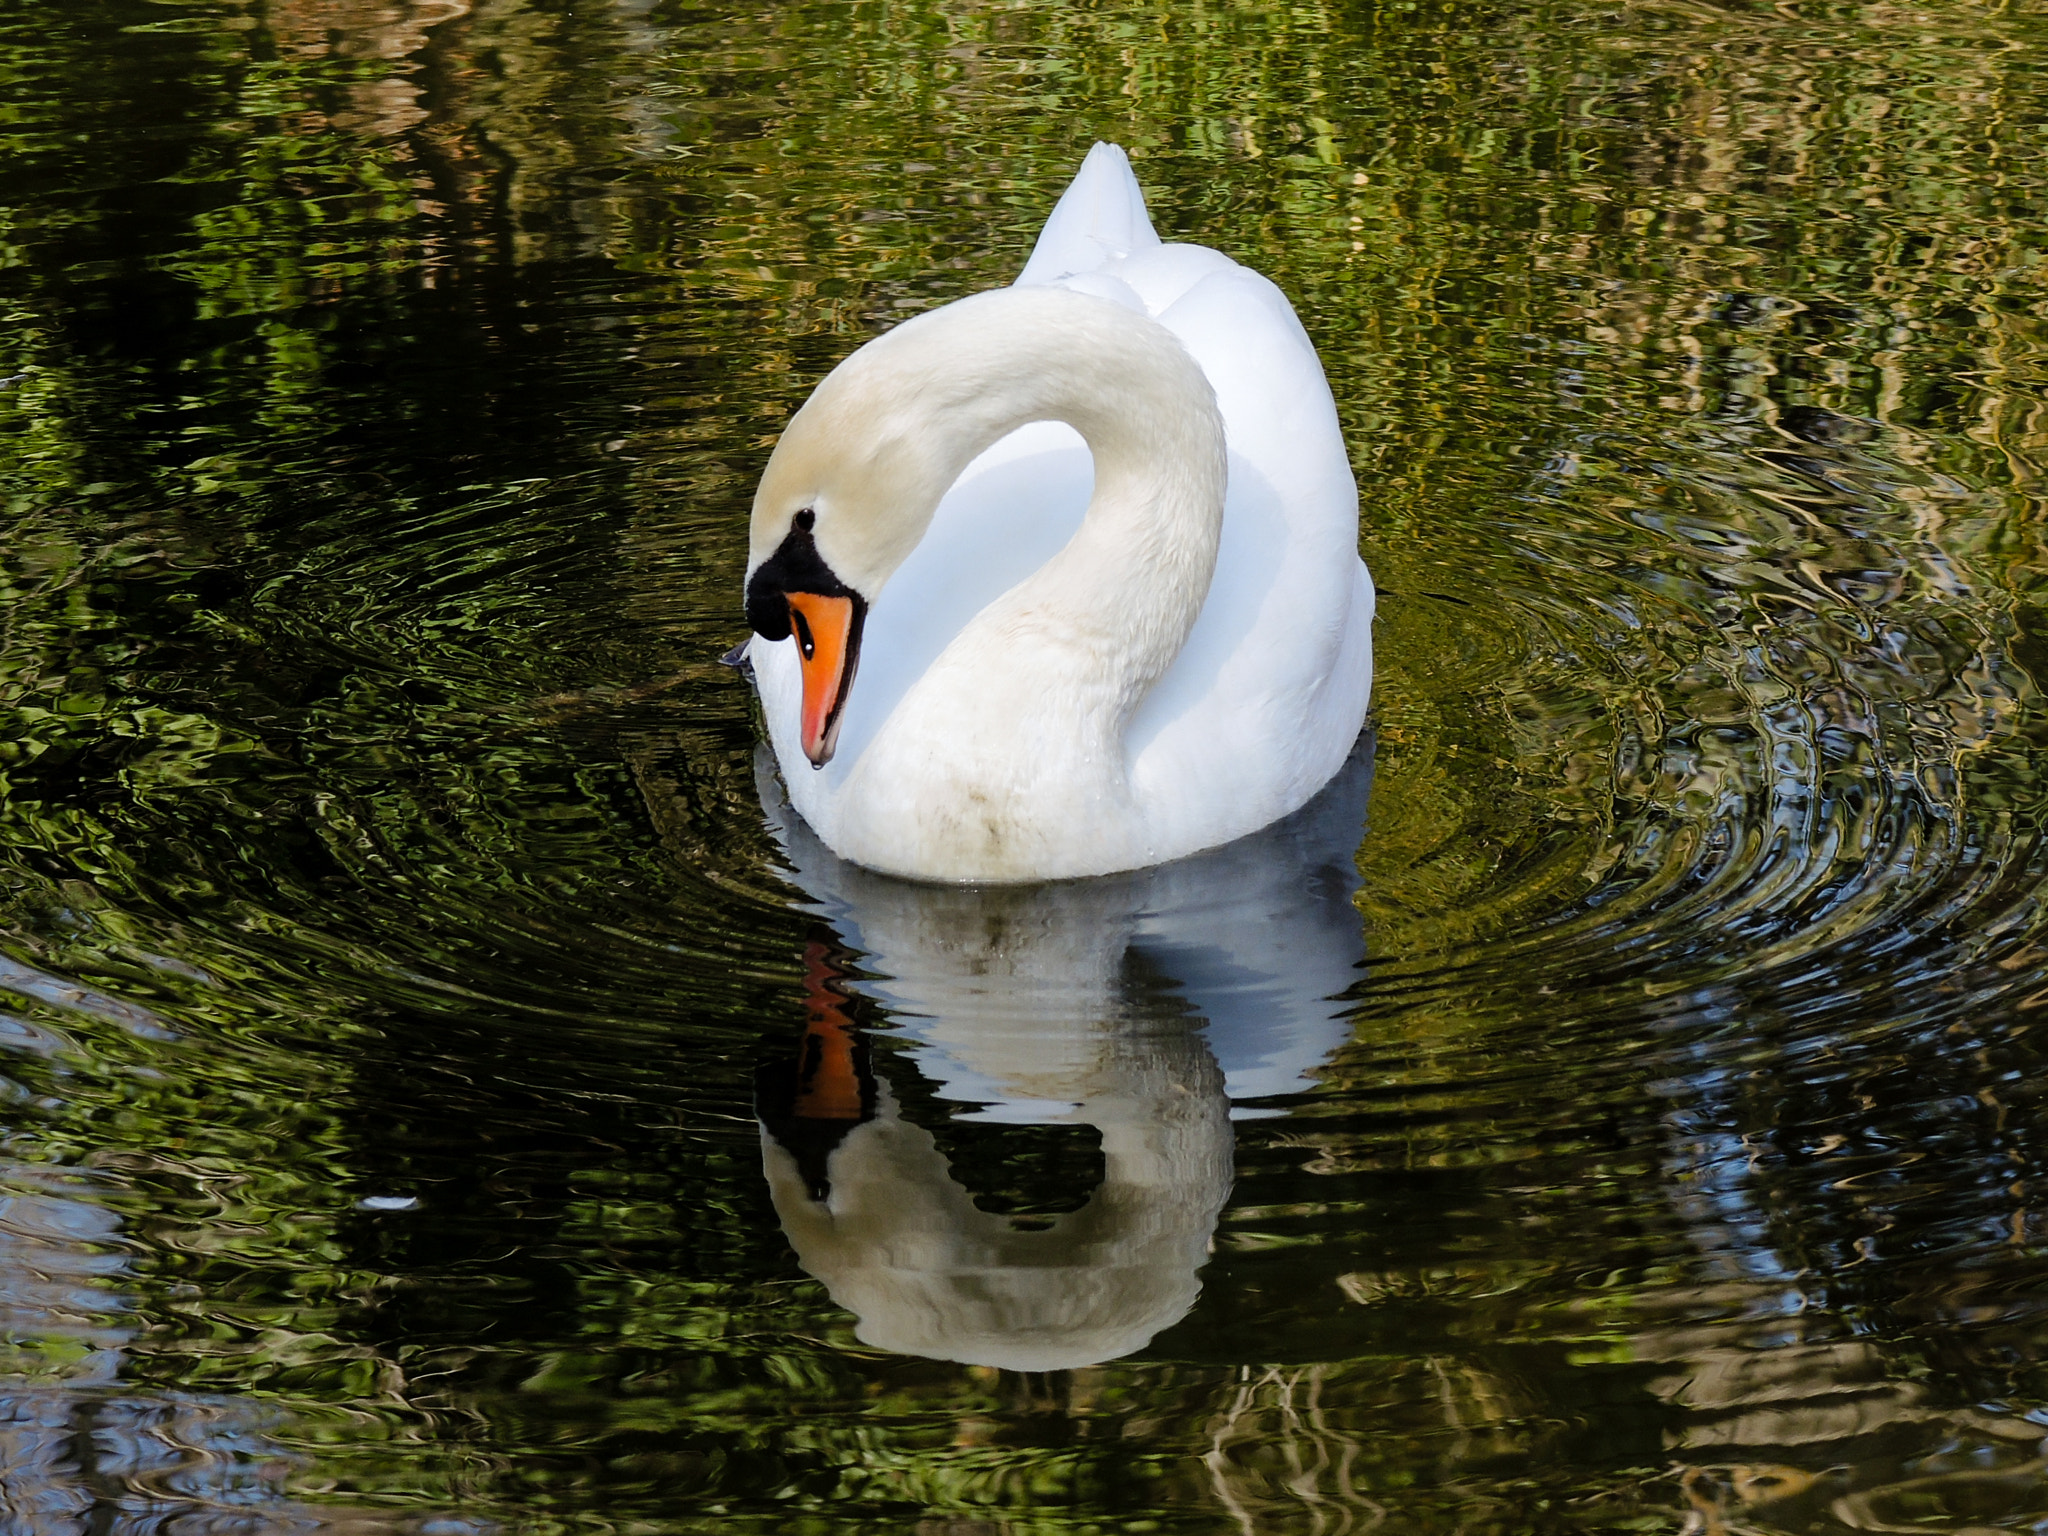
[1016,146,1373,849]
[1016,140,1163,284]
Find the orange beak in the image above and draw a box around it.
[785,591,862,767]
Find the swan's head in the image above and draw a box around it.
[743,504,867,768]
[744,298,1020,768]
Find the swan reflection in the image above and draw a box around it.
[753,736,1374,1371]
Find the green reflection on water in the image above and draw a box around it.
[2,0,2048,1530]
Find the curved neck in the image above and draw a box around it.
[780,286,1228,729]
[878,287,1228,726]
[999,341,1228,725]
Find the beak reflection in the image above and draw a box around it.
[750,735,1376,1372]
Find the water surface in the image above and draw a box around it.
[2,0,2048,1530]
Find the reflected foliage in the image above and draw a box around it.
[0,0,2046,1530]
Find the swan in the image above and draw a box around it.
[739,142,1373,882]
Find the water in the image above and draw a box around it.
[2,0,2048,1529]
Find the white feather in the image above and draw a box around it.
[749,143,1373,882]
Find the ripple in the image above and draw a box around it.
[3,0,2048,1526]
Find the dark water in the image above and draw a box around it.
[3,0,2048,1530]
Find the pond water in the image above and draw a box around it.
[3,0,2048,1530]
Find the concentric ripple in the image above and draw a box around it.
[1426,403,2040,986]
[0,0,2047,1530]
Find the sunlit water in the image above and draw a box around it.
[2,0,2048,1530]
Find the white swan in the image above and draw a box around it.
[741,142,1373,882]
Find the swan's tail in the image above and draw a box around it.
[1015,142,1163,286]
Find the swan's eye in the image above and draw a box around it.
[789,601,816,660]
